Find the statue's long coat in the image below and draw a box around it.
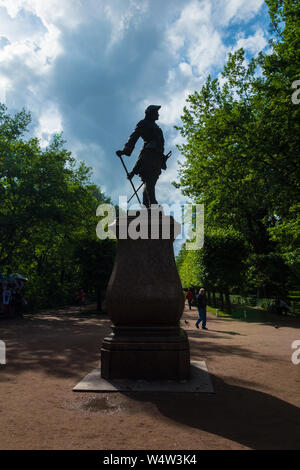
[123,118,165,179]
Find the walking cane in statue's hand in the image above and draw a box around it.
[116,150,142,205]
[127,150,173,203]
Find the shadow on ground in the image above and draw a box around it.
[0,311,279,380]
[122,373,300,450]
[0,311,111,379]
[1,309,300,450]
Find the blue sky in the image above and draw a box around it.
[0,0,270,207]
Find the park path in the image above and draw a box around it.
[0,304,299,450]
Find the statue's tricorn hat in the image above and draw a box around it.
[145,105,161,114]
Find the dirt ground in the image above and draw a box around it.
[0,303,299,450]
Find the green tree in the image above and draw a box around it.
[174,0,300,296]
[175,49,276,256]
[257,0,300,284]
[74,238,116,312]
[177,246,203,289]
[178,229,247,312]
[0,104,115,309]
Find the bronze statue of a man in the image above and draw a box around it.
[116,105,168,208]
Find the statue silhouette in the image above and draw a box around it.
[116,105,169,208]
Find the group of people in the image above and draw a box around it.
[0,280,26,317]
[186,288,208,330]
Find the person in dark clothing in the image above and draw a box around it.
[186,289,194,310]
[116,105,168,208]
[76,288,86,313]
[14,289,23,317]
[274,297,290,316]
[195,288,208,330]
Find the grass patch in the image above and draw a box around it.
[208,304,267,322]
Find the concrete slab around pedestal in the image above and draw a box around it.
[73,361,214,393]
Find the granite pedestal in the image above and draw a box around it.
[100,209,190,381]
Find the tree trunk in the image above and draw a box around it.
[60,259,65,283]
[97,287,102,313]
[224,288,231,314]
[212,290,216,308]
[219,292,224,311]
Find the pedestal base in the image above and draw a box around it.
[101,325,190,380]
[73,362,213,392]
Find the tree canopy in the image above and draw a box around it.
[175,0,300,299]
[0,104,115,309]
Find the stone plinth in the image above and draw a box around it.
[100,209,190,380]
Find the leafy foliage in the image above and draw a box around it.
[0,104,115,309]
[175,0,300,297]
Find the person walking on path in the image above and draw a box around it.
[186,289,194,310]
[76,288,86,313]
[195,288,208,330]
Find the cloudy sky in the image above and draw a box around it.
[0,0,270,207]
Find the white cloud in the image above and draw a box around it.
[153,1,227,126]
[179,62,193,77]
[0,74,10,103]
[159,89,193,126]
[0,3,62,83]
[154,0,266,131]
[104,0,149,47]
[166,1,211,53]
[221,0,265,24]
[35,103,63,147]
[165,0,225,74]
[0,0,82,28]
[234,28,267,55]
[0,25,62,75]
